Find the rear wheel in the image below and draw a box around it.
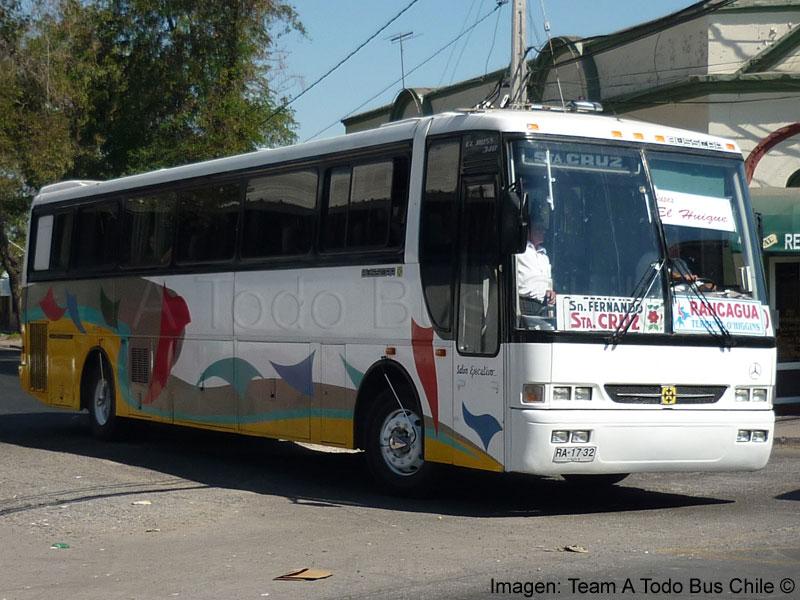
[84,354,119,440]
[562,473,629,487]
[365,389,433,494]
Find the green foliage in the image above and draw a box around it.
[0,0,303,318]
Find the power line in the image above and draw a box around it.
[305,1,505,142]
[438,0,479,87]
[449,0,486,85]
[266,0,421,125]
[484,1,506,76]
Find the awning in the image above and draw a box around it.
[749,188,800,254]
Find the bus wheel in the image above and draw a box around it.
[365,390,432,494]
[84,355,118,440]
[562,473,628,487]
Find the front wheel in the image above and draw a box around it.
[84,355,119,440]
[365,390,434,494]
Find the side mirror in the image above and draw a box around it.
[500,188,529,255]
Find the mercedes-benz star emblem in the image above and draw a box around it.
[749,363,762,380]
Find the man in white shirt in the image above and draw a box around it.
[517,220,556,315]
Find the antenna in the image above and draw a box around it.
[389,32,419,89]
[539,0,565,109]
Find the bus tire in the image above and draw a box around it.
[84,354,119,440]
[562,473,628,487]
[365,389,433,494]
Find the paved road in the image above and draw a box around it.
[1,348,798,599]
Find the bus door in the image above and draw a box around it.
[452,175,505,468]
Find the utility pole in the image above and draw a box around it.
[510,0,527,105]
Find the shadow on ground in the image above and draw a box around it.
[0,405,732,519]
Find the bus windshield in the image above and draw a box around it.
[510,139,769,336]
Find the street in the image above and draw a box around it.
[0,347,798,600]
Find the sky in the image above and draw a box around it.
[278,0,699,143]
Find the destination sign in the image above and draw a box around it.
[656,188,736,232]
[673,297,768,336]
[519,149,639,173]
[556,295,664,334]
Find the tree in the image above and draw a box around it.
[0,0,303,325]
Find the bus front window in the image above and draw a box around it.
[510,140,665,334]
[646,152,766,302]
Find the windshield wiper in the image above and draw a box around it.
[607,258,665,346]
[669,258,733,347]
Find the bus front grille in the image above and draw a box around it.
[605,384,726,405]
[29,322,48,391]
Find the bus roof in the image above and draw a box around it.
[33,108,741,207]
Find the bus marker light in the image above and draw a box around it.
[751,388,767,402]
[737,429,751,442]
[553,386,571,401]
[551,431,569,444]
[571,430,590,443]
[385,347,396,356]
[633,132,644,140]
[435,349,447,357]
[522,383,545,404]
[726,143,736,150]
[655,135,666,142]
[611,130,623,138]
[751,430,768,442]
[574,387,592,401]
[527,123,539,131]
[735,388,750,402]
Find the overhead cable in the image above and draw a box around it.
[267,0,421,125]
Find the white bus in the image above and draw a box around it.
[19,107,775,492]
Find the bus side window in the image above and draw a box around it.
[321,155,409,253]
[242,169,317,259]
[420,139,460,335]
[32,214,55,271]
[50,211,73,272]
[349,160,396,248]
[176,183,241,264]
[122,192,176,268]
[457,179,499,356]
[73,203,118,270]
[322,168,351,251]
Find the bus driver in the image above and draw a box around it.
[517,219,556,315]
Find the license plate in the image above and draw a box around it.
[553,446,596,463]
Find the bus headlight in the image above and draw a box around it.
[751,430,768,443]
[735,388,750,402]
[737,429,751,442]
[553,386,571,401]
[551,431,570,444]
[574,387,592,401]
[571,430,591,443]
[751,388,768,402]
